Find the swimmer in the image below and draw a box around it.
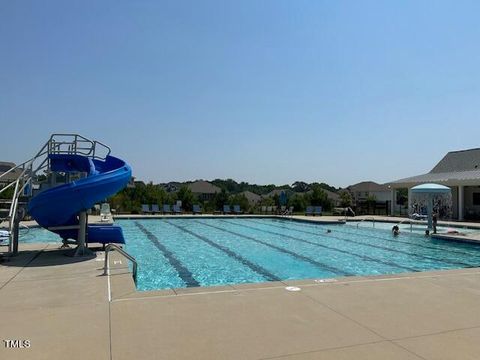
[326,229,332,233]
[425,229,430,236]
[392,225,400,236]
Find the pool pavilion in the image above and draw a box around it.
[388,148,480,221]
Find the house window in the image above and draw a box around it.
[473,193,480,206]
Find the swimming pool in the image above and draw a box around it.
[116,218,480,291]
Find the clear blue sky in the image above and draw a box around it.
[1,1,479,188]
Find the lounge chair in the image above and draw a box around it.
[272,206,278,214]
[305,206,314,216]
[192,204,202,215]
[283,206,294,215]
[314,206,322,216]
[261,206,267,213]
[100,203,112,222]
[173,204,183,214]
[266,206,272,214]
[141,204,151,214]
[151,204,160,214]
[233,205,243,214]
[223,205,232,214]
[163,204,172,214]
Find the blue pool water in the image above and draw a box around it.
[114,218,480,291]
[14,218,480,291]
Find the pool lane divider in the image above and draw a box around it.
[164,220,281,282]
[253,219,480,268]
[237,219,476,268]
[194,220,353,277]
[221,219,419,273]
[134,221,200,287]
[273,218,480,259]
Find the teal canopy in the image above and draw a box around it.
[411,183,451,194]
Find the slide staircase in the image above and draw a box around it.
[0,134,132,255]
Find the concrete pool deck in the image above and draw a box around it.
[3,241,480,359]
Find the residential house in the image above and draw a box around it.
[239,191,262,206]
[187,181,221,201]
[0,161,21,186]
[347,181,391,203]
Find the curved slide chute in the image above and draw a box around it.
[28,154,131,244]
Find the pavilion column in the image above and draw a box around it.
[458,185,464,221]
[407,187,412,215]
[390,189,396,216]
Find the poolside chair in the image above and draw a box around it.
[314,206,322,216]
[283,206,294,216]
[151,204,160,214]
[305,206,314,216]
[272,206,278,214]
[223,205,232,214]
[233,205,243,214]
[266,206,272,214]
[162,204,172,214]
[192,204,202,215]
[173,204,183,214]
[280,206,286,213]
[100,203,112,222]
[261,206,267,213]
[141,204,151,214]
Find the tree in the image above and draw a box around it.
[292,181,310,193]
[306,184,332,211]
[213,189,229,210]
[176,186,194,211]
[338,190,353,207]
[229,194,250,213]
[288,193,306,212]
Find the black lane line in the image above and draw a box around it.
[257,219,480,267]
[135,221,200,287]
[228,219,475,268]
[273,218,480,259]
[164,220,280,282]
[220,220,419,272]
[195,220,353,276]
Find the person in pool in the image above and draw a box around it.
[432,213,438,234]
[392,225,400,236]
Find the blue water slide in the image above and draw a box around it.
[28,154,132,244]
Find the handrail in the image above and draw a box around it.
[397,218,414,232]
[356,217,375,228]
[1,134,114,254]
[103,244,138,284]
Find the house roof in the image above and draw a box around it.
[0,161,21,183]
[324,189,340,201]
[239,191,262,203]
[304,189,340,201]
[430,148,480,173]
[389,148,480,187]
[347,181,389,192]
[187,181,221,194]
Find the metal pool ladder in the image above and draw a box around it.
[103,244,138,284]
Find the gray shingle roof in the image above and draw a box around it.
[430,148,480,173]
[0,161,21,183]
[239,191,262,203]
[347,181,389,192]
[187,181,221,194]
[389,148,480,187]
[390,170,480,186]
